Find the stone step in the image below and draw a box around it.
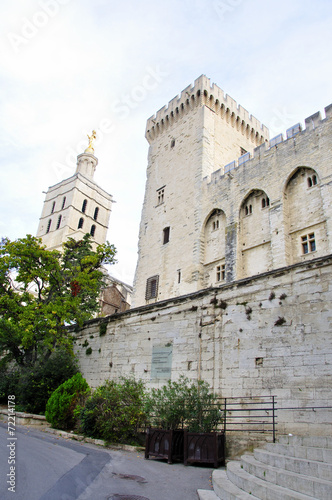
[264,443,332,464]
[278,435,332,449]
[254,447,332,481]
[212,469,260,500]
[197,489,220,500]
[241,454,332,499]
[226,460,318,500]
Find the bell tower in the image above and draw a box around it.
[36,131,113,251]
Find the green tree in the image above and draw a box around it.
[0,234,116,368]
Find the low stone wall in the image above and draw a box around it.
[74,254,332,441]
[0,409,50,427]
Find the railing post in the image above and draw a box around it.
[224,398,227,435]
[272,396,276,443]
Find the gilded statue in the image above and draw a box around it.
[85,130,97,153]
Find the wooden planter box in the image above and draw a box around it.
[145,428,184,464]
[184,430,225,468]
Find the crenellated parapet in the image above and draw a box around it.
[145,75,269,144]
[203,104,332,186]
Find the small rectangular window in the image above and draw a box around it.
[216,264,225,282]
[302,233,316,254]
[145,275,159,300]
[163,226,170,244]
[157,187,165,205]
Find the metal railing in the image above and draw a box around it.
[221,395,277,442]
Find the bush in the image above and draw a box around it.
[184,380,223,432]
[144,377,188,430]
[0,348,79,414]
[80,377,146,444]
[144,376,223,432]
[45,373,90,430]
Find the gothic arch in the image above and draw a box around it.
[202,209,227,286]
[283,166,327,265]
[238,189,272,279]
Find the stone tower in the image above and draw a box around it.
[37,146,113,251]
[132,75,269,307]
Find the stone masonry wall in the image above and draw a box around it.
[74,254,332,439]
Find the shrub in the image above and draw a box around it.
[145,375,223,432]
[45,373,90,430]
[80,377,146,444]
[0,348,79,414]
[184,379,223,432]
[144,377,188,430]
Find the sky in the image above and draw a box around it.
[0,0,331,286]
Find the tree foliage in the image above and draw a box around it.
[144,376,223,432]
[0,234,116,367]
[0,348,79,414]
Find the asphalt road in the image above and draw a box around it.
[0,423,214,499]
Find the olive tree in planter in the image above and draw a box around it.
[183,380,225,468]
[144,376,225,466]
[144,377,188,464]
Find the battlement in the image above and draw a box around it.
[203,104,332,186]
[145,75,269,143]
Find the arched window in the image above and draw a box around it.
[51,201,55,214]
[261,197,270,209]
[82,199,87,213]
[62,197,66,209]
[46,219,52,233]
[90,225,96,237]
[56,215,62,229]
[78,218,84,229]
[93,207,99,221]
[308,174,318,188]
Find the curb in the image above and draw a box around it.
[40,426,145,452]
[0,408,144,452]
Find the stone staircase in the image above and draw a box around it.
[198,435,332,500]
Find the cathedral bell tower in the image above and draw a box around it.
[36,131,113,251]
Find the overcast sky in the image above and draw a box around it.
[0,0,331,285]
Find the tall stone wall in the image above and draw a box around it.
[74,254,332,439]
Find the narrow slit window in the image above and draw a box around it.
[163,226,170,244]
[78,217,84,229]
[90,225,96,237]
[93,207,99,221]
[82,199,87,213]
[51,201,56,214]
[56,215,62,230]
[62,197,66,209]
[46,219,52,233]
